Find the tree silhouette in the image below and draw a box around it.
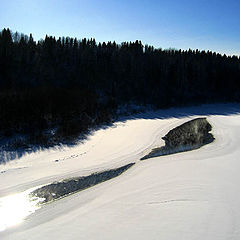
[0,28,240,148]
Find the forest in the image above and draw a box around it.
[0,28,240,148]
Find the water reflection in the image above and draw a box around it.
[0,188,43,232]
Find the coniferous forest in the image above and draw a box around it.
[1,28,240,148]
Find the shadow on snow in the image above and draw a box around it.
[1,103,240,164]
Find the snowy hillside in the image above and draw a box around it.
[1,103,240,240]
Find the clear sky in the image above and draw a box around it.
[0,0,239,55]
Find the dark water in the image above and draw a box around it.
[141,118,214,160]
[30,163,135,204]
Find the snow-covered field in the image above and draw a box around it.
[1,103,240,240]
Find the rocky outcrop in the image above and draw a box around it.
[141,118,214,160]
[30,163,135,203]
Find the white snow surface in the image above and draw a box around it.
[1,103,240,240]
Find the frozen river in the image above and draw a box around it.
[1,103,240,240]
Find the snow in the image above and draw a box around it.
[1,103,240,240]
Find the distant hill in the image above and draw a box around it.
[0,28,240,149]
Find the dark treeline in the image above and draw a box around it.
[0,28,240,147]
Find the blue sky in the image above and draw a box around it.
[0,0,239,55]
